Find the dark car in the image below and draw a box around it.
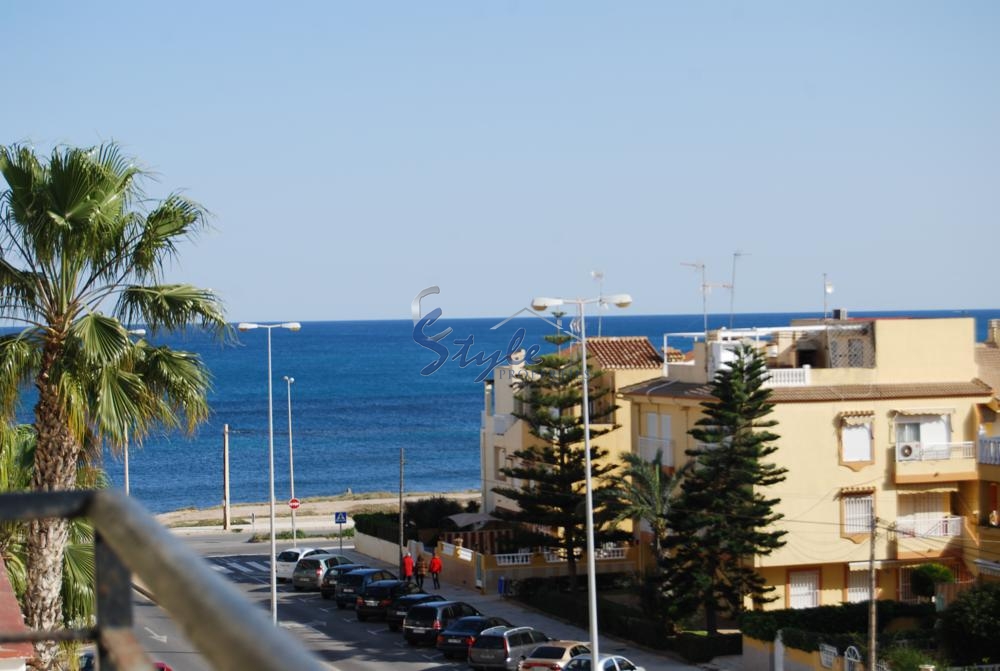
[402,600,481,646]
[468,625,552,671]
[435,615,513,659]
[335,567,397,609]
[320,563,369,600]
[385,592,446,632]
[355,579,423,621]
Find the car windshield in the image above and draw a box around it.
[529,646,569,659]
[474,636,505,649]
[450,618,484,633]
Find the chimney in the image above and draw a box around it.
[832,308,848,320]
[988,319,1000,346]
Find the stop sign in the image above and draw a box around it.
[288,497,300,510]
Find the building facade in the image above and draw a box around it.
[621,316,1000,608]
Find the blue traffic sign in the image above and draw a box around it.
[334,512,348,524]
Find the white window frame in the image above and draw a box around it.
[789,569,820,609]
[842,422,873,463]
[843,493,873,536]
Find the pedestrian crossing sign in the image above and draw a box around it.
[334,512,348,524]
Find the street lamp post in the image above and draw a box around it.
[123,328,146,496]
[284,375,297,546]
[530,291,632,665]
[237,321,301,626]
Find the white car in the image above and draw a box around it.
[275,547,318,582]
[563,653,645,671]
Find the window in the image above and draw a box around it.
[847,570,869,603]
[843,493,874,536]
[789,570,820,608]
[841,421,873,464]
[895,414,951,458]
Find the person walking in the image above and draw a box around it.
[402,551,414,583]
[415,554,427,589]
[429,552,442,589]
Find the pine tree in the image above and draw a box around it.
[659,343,787,634]
[492,329,617,583]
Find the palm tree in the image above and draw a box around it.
[0,143,227,669]
[601,449,690,562]
[1,423,99,655]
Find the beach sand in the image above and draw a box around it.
[154,490,481,530]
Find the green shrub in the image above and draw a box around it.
[881,646,941,671]
[669,632,742,663]
[939,582,1000,665]
[910,563,954,599]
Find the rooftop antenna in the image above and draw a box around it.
[592,270,605,337]
[729,250,749,329]
[823,273,834,319]
[683,261,732,336]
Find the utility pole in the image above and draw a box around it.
[729,250,748,329]
[399,446,405,575]
[223,424,231,530]
[868,506,877,671]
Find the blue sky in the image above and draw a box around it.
[2,2,997,322]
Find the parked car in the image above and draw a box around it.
[307,550,354,563]
[355,579,423,621]
[334,567,397,609]
[563,654,645,671]
[320,563,369,599]
[468,625,551,671]
[519,640,591,671]
[275,546,318,582]
[402,600,482,646]
[436,615,513,659]
[292,554,352,591]
[385,592,446,632]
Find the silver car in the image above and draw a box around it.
[468,625,551,671]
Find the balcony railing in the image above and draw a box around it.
[763,367,812,387]
[896,441,975,462]
[492,413,515,435]
[896,514,964,538]
[980,436,1000,465]
[0,490,326,671]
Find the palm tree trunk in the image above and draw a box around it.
[25,346,80,670]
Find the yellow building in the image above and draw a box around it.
[479,336,663,517]
[621,315,1000,608]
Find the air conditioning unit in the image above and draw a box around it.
[897,442,920,461]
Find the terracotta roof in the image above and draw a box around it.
[564,336,663,369]
[0,557,32,662]
[620,378,993,404]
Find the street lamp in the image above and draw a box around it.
[530,292,632,665]
[284,375,297,546]
[237,321,302,626]
[123,328,146,496]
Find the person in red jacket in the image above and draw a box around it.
[402,551,414,583]
[428,552,443,589]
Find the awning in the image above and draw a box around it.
[839,411,874,426]
[974,559,1000,577]
[838,486,876,496]
[891,408,955,417]
[896,483,959,494]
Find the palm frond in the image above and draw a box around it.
[115,284,230,339]
[0,333,41,417]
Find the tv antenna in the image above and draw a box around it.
[682,262,731,336]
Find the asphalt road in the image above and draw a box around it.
[164,534,477,671]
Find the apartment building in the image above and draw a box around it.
[620,315,1000,607]
[479,336,662,516]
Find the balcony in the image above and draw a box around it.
[763,366,812,387]
[980,436,1000,465]
[896,514,963,539]
[894,441,977,484]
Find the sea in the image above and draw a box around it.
[11,309,1000,514]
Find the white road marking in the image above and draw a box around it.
[247,561,270,572]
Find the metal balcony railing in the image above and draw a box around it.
[980,436,1000,465]
[895,514,963,538]
[0,490,326,671]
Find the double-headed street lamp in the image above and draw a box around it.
[530,292,632,665]
[284,375,297,546]
[237,321,301,626]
